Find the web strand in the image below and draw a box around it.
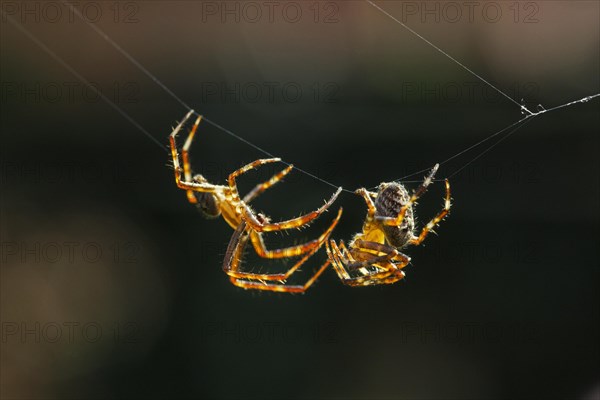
[376,116,530,187]
[376,91,598,187]
[364,0,532,115]
[53,2,600,185]
[2,11,164,150]
[5,5,598,194]
[61,1,194,113]
[446,116,535,179]
[57,0,351,193]
[201,118,345,191]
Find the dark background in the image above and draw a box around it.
[1,1,598,399]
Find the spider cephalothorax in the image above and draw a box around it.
[170,110,343,293]
[327,164,451,286]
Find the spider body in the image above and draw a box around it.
[372,182,415,248]
[327,164,451,286]
[170,110,342,293]
[191,177,222,219]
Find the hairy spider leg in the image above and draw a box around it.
[409,179,451,245]
[226,160,343,260]
[326,240,351,280]
[223,208,341,280]
[171,113,296,204]
[337,240,384,277]
[225,158,343,231]
[169,110,226,193]
[327,240,407,285]
[239,161,333,259]
[181,114,203,203]
[377,163,439,227]
[242,188,343,233]
[243,181,343,261]
[326,240,410,286]
[355,188,377,217]
[223,210,342,293]
[343,239,410,270]
[243,164,294,203]
[250,208,343,259]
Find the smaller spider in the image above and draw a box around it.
[326,164,451,286]
[170,110,343,293]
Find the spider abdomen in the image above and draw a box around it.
[374,182,415,248]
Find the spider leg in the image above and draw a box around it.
[329,240,388,277]
[243,164,294,203]
[341,258,405,286]
[229,257,331,293]
[242,187,342,232]
[344,240,410,270]
[348,261,406,286]
[409,179,451,246]
[341,262,403,286]
[227,158,283,193]
[222,217,251,276]
[223,220,333,293]
[250,208,343,259]
[376,164,439,227]
[336,240,383,276]
[337,241,355,260]
[326,240,351,280]
[328,240,409,286]
[379,269,407,284]
[169,111,227,193]
[354,240,410,262]
[337,256,398,285]
[181,114,203,204]
[355,188,377,218]
[228,159,342,232]
[411,163,440,198]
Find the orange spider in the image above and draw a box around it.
[326,164,451,286]
[170,110,343,293]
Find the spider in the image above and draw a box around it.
[170,110,343,293]
[326,164,451,286]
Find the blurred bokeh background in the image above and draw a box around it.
[1,1,598,399]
